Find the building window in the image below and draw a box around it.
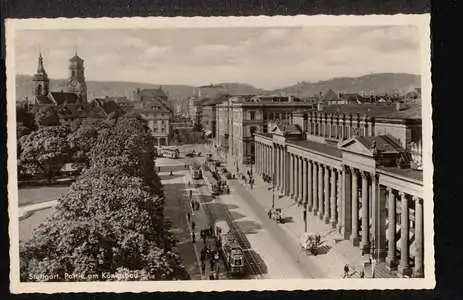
[250,111,256,120]
[250,126,257,136]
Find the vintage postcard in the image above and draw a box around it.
[6,15,433,293]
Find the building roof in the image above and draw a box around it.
[50,92,80,105]
[133,97,171,114]
[34,95,54,105]
[307,103,421,120]
[378,166,423,182]
[323,89,339,102]
[93,98,123,116]
[356,135,403,154]
[289,139,342,158]
[70,54,84,62]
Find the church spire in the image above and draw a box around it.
[37,51,47,75]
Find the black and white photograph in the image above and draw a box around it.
[6,15,433,292]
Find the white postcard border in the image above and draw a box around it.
[6,14,434,293]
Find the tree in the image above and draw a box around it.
[19,126,70,182]
[17,106,37,135]
[67,124,99,169]
[35,105,59,127]
[20,167,186,281]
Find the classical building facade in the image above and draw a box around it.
[216,95,312,166]
[254,103,424,278]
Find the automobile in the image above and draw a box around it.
[185,152,195,157]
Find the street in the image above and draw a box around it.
[159,144,322,279]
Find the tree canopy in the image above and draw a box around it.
[20,113,186,281]
[18,126,70,181]
[35,105,60,127]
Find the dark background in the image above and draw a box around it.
[2,0,461,299]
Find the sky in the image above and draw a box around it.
[15,26,421,90]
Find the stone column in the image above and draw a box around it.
[386,187,397,270]
[280,147,284,193]
[398,192,411,276]
[361,171,370,254]
[324,166,330,223]
[308,161,313,211]
[291,155,299,200]
[330,168,337,228]
[302,159,307,204]
[298,157,303,202]
[313,163,319,215]
[294,155,299,199]
[318,164,324,218]
[341,165,352,239]
[279,146,283,191]
[336,169,342,232]
[374,176,387,261]
[285,150,290,196]
[413,196,424,278]
[350,168,359,246]
[289,154,294,198]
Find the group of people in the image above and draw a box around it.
[343,264,373,279]
[199,227,221,280]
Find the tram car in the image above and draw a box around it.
[215,221,245,275]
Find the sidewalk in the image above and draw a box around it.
[236,172,398,279]
[19,200,58,218]
[181,171,228,280]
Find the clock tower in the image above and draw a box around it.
[67,51,87,103]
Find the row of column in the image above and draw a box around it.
[307,120,375,141]
[254,140,424,278]
[255,141,273,178]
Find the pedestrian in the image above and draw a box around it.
[201,262,206,275]
[360,269,365,278]
[158,166,161,172]
[170,170,173,176]
[200,248,206,263]
[192,232,196,244]
[210,257,215,271]
[209,273,215,280]
[202,230,207,244]
[188,181,191,187]
[191,221,196,232]
[343,264,349,278]
[187,212,191,223]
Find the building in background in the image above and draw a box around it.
[199,94,229,139]
[216,95,312,168]
[132,88,173,146]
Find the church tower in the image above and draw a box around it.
[67,51,87,103]
[32,52,50,97]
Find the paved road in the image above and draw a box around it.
[174,144,321,279]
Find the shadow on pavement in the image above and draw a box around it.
[228,210,247,222]
[316,244,332,256]
[159,174,185,181]
[280,216,294,224]
[233,219,263,234]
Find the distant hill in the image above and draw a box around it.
[271,73,421,98]
[15,73,420,103]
